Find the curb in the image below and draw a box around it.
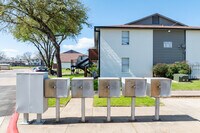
[6,112,19,133]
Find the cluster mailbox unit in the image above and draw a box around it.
[145,77,172,120]
[16,72,172,123]
[16,72,48,124]
[71,77,94,122]
[98,77,120,122]
[121,77,147,121]
[44,78,70,122]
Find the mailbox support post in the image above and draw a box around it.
[81,98,85,122]
[22,113,29,124]
[56,98,60,122]
[36,114,42,123]
[107,98,111,122]
[155,97,160,120]
[131,97,135,121]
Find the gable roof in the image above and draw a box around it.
[62,50,81,54]
[60,50,84,63]
[126,13,187,26]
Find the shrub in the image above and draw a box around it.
[94,79,98,91]
[153,63,169,77]
[166,62,191,79]
[154,62,191,79]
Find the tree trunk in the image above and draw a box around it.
[55,47,62,77]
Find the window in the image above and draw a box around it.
[122,31,129,45]
[122,58,129,72]
[163,41,172,48]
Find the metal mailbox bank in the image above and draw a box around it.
[121,77,147,120]
[71,77,94,122]
[98,77,120,122]
[145,77,171,120]
[16,72,48,124]
[45,78,70,122]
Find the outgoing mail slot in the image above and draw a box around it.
[71,77,94,98]
[98,77,120,98]
[145,78,171,97]
[122,77,147,97]
[45,78,70,98]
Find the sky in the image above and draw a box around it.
[1,0,200,58]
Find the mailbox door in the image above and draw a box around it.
[56,79,69,98]
[83,80,94,98]
[160,79,171,97]
[16,74,30,113]
[151,79,161,97]
[98,80,110,98]
[45,79,56,98]
[29,74,47,113]
[109,80,120,97]
[72,80,83,98]
[124,79,135,97]
[135,79,146,97]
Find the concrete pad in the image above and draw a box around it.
[10,97,200,133]
[0,117,4,126]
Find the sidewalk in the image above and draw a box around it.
[1,98,200,133]
[171,91,200,97]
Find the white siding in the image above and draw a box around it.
[186,30,200,78]
[62,62,71,69]
[100,29,153,77]
[186,30,200,63]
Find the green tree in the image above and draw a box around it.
[0,0,89,77]
[13,25,56,73]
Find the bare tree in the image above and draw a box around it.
[0,51,6,60]
[22,52,32,65]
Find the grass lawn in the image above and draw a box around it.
[93,95,156,107]
[11,66,33,69]
[48,97,71,107]
[172,80,200,91]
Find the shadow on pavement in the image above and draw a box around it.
[28,115,198,125]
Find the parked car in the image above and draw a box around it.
[33,66,57,75]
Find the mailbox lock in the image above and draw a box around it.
[131,85,136,89]
[106,85,110,89]
[79,86,83,89]
[157,83,161,89]
[53,86,56,89]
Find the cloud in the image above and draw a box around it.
[63,37,94,53]
[1,49,19,57]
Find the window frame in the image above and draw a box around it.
[121,57,130,72]
[122,31,130,45]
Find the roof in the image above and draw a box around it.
[95,25,200,30]
[95,13,200,30]
[62,50,81,54]
[60,50,84,63]
[126,13,187,26]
